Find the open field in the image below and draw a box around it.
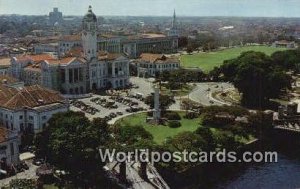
[181,46,287,72]
[115,111,254,144]
[116,112,202,144]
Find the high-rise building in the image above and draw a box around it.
[49,7,63,26]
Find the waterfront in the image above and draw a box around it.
[218,153,300,189]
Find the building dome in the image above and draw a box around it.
[83,5,97,22]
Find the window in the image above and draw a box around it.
[10,123,13,130]
[42,116,47,120]
[29,116,34,120]
[19,115,23,120]
[20,123,24,131]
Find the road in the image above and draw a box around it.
[189,82,234,106]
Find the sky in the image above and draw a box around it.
[1,0,300,17]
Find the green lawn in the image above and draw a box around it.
[181,46,287,72]
[116,112,202,144]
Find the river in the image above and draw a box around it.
[161,134,300,189]
[218,153,300,189]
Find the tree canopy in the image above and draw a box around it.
[220,51,291,108]
[35,111,111,187]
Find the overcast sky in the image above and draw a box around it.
[0,0,300,17]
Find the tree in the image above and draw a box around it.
[35,111,111,187]
[114,125,153,146]
[168,131,207,152]
[220,51,291,108]
[194,127,216,151]
[186,44,194,54]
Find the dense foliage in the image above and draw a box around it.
[219,51,292,108]
[35,111,111,187]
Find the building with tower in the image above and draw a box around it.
[10,6,130,95]
[82,6,98,61]
[168,9,179,37]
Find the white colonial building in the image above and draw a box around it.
[9,6,130,95]
[0,85,69,134]
[136,53,180,77]
[0,127,20,166]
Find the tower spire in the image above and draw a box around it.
[172,9,177,29]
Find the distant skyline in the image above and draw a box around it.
[1,0,300,17]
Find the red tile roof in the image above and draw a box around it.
[139,53,179,64]
[0,75,19,85]
[98,52,124,61]
[0,85,66,110]
[45,57,80,65]
[15,54,55,63]
[60,35,81,41]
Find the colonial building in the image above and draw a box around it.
[9,6,130,95]
[121,34,178,58]
[272,40,296,49]
[0,127,20,166]
[10,54,54,81]
[34,42,59,56]
[0,85,69,134]
[58,35,81,57]
[136,53,180,77]
[41,57,87,94]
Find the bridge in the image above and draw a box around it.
[105,161,170,189]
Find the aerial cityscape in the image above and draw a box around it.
[0,0,300,188]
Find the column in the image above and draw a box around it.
[72,68,75,83]
[112,62,115,77]
[65,68,69,84]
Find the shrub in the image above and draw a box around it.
[168,120,181,128]
[184,112,199,119]
[165,112,181,120]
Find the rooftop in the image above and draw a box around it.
[0,75,20,85]
[0,58,10,67]
[15,54,55,63]
[139,53,180,64]
[0,85,66,110]
[98,51,124,61]
[60,35,81,42]
[45,57,86,65]
[24,63,42,72]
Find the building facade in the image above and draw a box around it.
[0,127,20,166]
[49,8,63,26]
[0,85,69,134]
[9,6,130,95]
[136,53,180,77]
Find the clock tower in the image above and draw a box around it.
[82,5,97,61]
